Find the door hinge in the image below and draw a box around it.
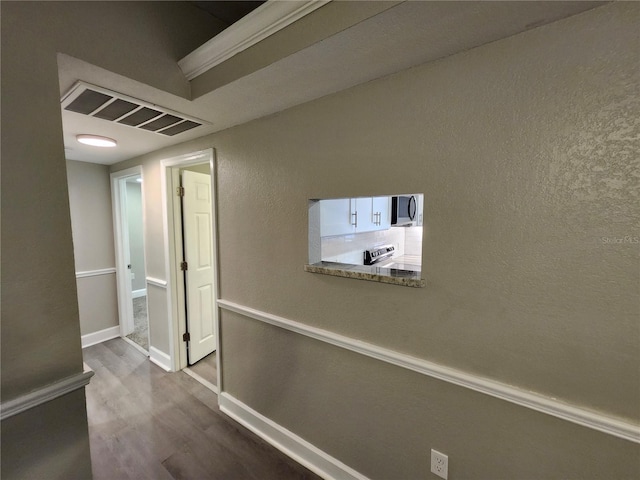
[180,261,188,271]
[183,332,190,342]
[177,186,185,197]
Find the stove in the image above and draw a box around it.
[363,244,395,265]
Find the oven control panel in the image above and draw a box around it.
[364,245,395,265]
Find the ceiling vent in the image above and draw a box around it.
[61,82,207,136]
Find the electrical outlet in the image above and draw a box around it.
[431,449,448,480]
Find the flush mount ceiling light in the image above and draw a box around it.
[76,134,117,148]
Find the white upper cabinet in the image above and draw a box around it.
[320,196,390,237]
[353,197,374,232]
[372,196,391,230]
[320,198,355,237]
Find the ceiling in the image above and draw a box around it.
[191,1,267,27]
[60,1,604,165]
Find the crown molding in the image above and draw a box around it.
[179,0,330,81]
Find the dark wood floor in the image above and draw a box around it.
[83,338,321,480]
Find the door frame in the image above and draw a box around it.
[111,166,148,345]
[161,149,220,381]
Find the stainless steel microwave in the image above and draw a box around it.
[391,195,417,226]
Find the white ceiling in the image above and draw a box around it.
[60,0,603,165]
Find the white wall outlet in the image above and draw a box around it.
[431,449,448,479]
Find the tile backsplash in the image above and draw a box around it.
[404,226,423,256]
[321,226,422,265]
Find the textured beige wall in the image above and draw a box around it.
[126,182,147,292]
[112,3,639,477]
[67,160,119,336]
[76,276,119,337]
[182,163,211,175]
[1,2,222,477]
[2,13,82,403]
[214,1,637,421]
[1,0,220,400]
[147,284,170,353]
[137,160,168,280]
[67,161,115,271]
[0,391,92,480]
[222,310,639,479]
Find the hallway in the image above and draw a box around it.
[84,339,320,479]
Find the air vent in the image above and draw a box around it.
[61,82,207,136]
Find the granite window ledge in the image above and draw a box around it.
[304,262,425,288]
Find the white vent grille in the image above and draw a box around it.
[61,82,207,136]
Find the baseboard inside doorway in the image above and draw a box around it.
[183,367,218,394]
[122,336,150,357]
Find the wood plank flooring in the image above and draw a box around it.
[188,352,218,386]
[83,338,321,480]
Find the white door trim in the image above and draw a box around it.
[110,166,147,343]
[161,149,220,385]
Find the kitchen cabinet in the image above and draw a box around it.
[320,196,390,236]
[372,196,391,230]
[320,198,354,236]
[416,194,424,226]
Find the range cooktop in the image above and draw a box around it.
[363,244,395,265]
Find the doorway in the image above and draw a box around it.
[162,150,219,392]
[111,166,150,354]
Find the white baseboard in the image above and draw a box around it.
[149,346,172,372]
[132,288,147,299]
[219,393,369,480]
[81,326,120,348]
[183,368,218,394]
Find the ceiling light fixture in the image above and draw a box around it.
[76,134,117,148]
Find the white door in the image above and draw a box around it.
[182,170,216,364]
